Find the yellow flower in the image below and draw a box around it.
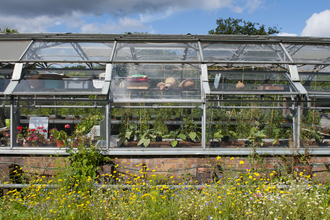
[230,157,234,160]
[239,161,244,165]
[217,156,221,160]
[254,172,259,176]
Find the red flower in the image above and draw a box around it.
[42,129,47,133]
[64,124,70,129]
[37,127,44,130]
[17,126,23,131]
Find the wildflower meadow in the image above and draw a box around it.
[1,144,330,219]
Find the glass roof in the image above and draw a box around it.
[208,71,298,95]
[0,68,13,94]
[114,42,200,61]
[111,64,202,101]
[201,43,290,62]
[22,41,113,61]
[283,44,330,63]
[299,72,330,94]
[12,69,107,95]
[0,41,31,61]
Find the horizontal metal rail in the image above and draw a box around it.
[0,147,329,156]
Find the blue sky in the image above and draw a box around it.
[1,0,329,37]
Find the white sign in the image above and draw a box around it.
[29,117,49,139]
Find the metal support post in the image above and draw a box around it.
[292,105,297,148]
[106,102,111,149]
[297,101,301,149]
[202,103,206,149]
[10,98,14,149]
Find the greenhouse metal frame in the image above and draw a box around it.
[0,33,330,155]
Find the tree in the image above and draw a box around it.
[0,27,18,33]
[208,17,280,35]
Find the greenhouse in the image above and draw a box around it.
[0,33,330,155]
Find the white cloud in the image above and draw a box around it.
[301,9,330,37]
[231,0,262,14]
[277,33,298,36]
[80,17,150,33]
[139,10,175,23]
[0,0,265,33]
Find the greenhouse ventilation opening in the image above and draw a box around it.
[0,33,330,155]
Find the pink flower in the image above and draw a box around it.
[26,137,32,141]
[5,133,9,137]
[33,137,38,141]
[31,133,37,137]
[64,124,70,129]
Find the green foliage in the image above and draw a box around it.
[179,118,201,141]
[247,122,267,147]
[137,128,162,147]
[74,115,102,138]
[0,27,18,33]
[209,17,280,35]
[59,141,110,191]
[118,123,137,146]
[301,110,323,143]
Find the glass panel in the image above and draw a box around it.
[114,42,200,61]
[22,41,113,61]
[15,100,107,147]
[299,73,330,93]
[110,105,202,148]
[0,41,31,61]
[12,68,106,95]
[206,101,293,148]
[284,44,330,63]
[0,106,10,147]
[208,71,295,93]
[202,43,288,62]
[0,68,13,94]
[111,64,201,101]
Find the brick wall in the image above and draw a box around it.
[1,155,330,184]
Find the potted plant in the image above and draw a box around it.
[137,128,163,147]
[247,122,267,147]
[26,127,47,147]
[50,124,70,147]
[178,118,201,142]
[209,124,224,148]
[16,126,27,146]
[117,123,136,147]
[163,129,181,147]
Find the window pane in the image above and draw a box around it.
[114,42,200,61]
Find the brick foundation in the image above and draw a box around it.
[1,155,330,185]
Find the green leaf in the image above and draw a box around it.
[188,131,197,141]
[177,133,186,141]
[170,140,178,147]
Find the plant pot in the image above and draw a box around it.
[38,142,43,147]
[17,139,24,146]
[244,140,253,147]
[221,136,229,142]
[210,141,220,148]
[56,140,64,147]
[24,142,31,147]
[155,136,162,142]
[186,137,197,142]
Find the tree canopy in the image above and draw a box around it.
[0,27,18,33]
[208,17,280,35]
